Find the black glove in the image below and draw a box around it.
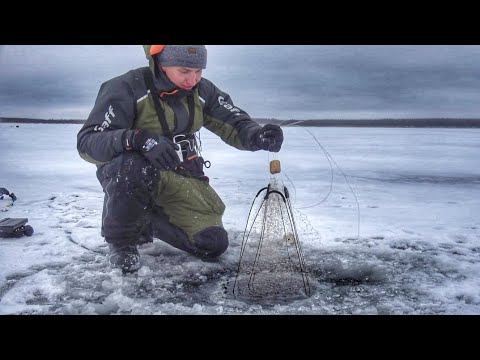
[123,129,180,171]
[255,124,284,152]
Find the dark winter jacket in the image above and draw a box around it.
[77,45,263,166]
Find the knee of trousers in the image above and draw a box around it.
[192,226,229,258]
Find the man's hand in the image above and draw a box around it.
[123,129,180,171]
[255,124,284,152]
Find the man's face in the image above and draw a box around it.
[162,66,203,91]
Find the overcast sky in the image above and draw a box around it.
[1,45,480,120]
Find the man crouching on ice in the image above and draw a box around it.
[77,45,283,272]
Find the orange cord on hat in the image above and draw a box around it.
[150,45,166,56]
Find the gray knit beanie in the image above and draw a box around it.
[156,45,207,69]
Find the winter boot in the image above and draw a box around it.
[107,243,140,272]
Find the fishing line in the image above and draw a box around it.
[66,231,106,255]
[275,120,334,208]
[277,120,361,239]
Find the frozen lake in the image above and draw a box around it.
[1,124,479,314]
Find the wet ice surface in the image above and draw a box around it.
[1,124,480,314]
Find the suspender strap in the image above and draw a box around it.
[142,67,172,137]
[186,94,195,134]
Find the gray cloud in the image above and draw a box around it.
[0,45,145,119]
[1,45,480,119]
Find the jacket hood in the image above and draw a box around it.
[142,45,156,73]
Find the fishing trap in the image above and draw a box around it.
[232,159,312,302]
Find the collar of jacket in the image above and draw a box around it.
[153,67,197,100]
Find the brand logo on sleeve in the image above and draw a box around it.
[94,105,116,132]
[218,96,242,116]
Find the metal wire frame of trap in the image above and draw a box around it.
[232,180,312,301]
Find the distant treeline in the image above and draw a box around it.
[2,117,480,128]
[0,117,85,124]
